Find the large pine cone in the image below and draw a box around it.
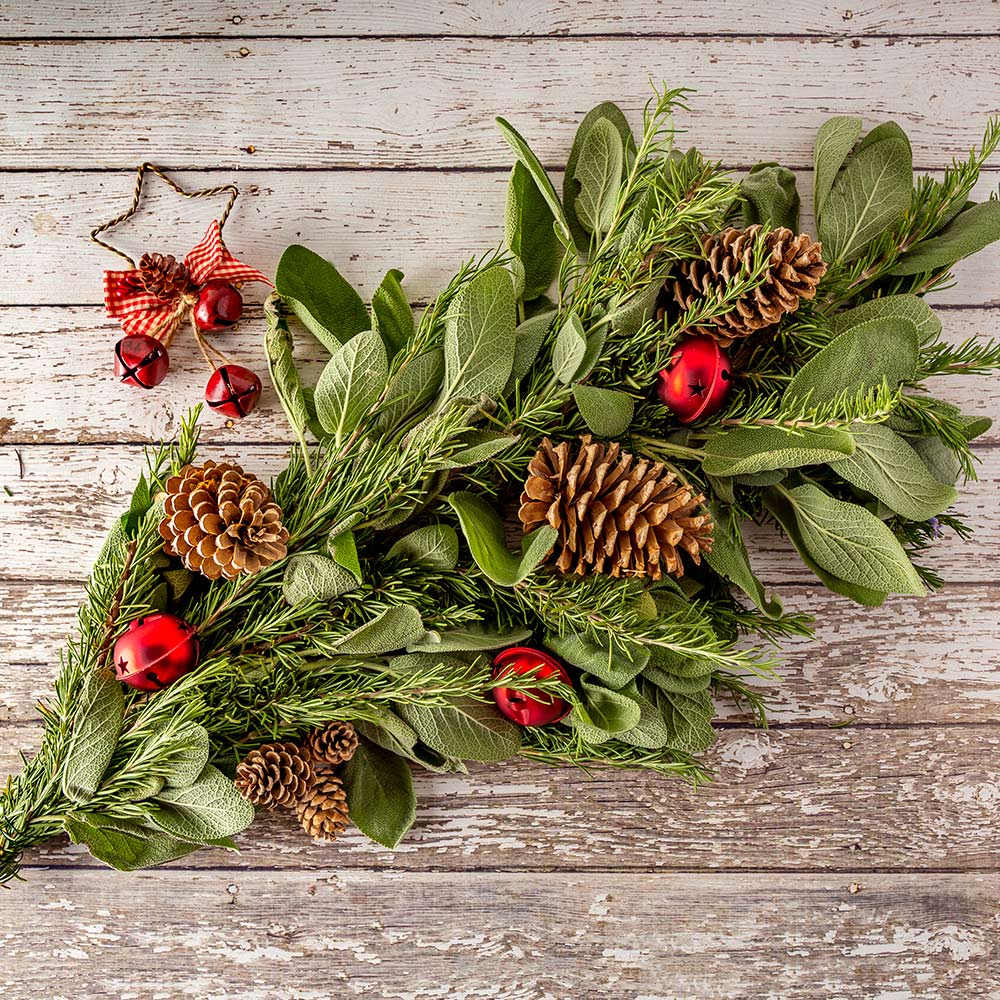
[661,225,827,346]
[519,436,713,581]
[296,772,351,842]
[159,461,289,580]
[135,252,193,299]
[235,742,313,810]
[305,721,359,766]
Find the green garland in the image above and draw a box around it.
[3,85,998,881]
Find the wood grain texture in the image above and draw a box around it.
[0,443,995,584]
[3,726,1000,872]
[2,582,998,726]
[3,0,999,38]
[2,169,998,306]
[1,38,998,168]
[2,304,997,443]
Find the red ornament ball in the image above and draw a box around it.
[193,280,243,332]
[114,334,170,389]
[492,646,573,727]
[205,364,262,419]
[656,335,733,423]
[112,612,200,692]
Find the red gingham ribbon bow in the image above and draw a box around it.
[103,221,271,340]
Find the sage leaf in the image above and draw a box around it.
[151,765,255,843]
[376,348,445,433]
[546,631,648,689]
[820,138,913,262]
[776,483,923,596]
[65,818,206,872]
[275,245,368,352]
[830,294,941,344]
[763,487,888,606]
[61,669,125,803]
[388,524,460,570]
[569,676,641,743]
[495,117,572,245]
[448,491,556,586]
[162,724,211,790]
[433,430,520,470]
[314,330,389,446]
[832,424,958,519]
[741,162,800,230]
[283,553,359,604]
[508,312,554,387]
[408,625,533,653]
[572,117,624,236]
[704,502,783,618]
[784,317,919,405]
[552,311,587,384]
[341,737,416,849]
[399,697,521,762]
[653,685,715,753]
[564,101,634,251]
[610,280,660,337]
[813,115,863,217]
[355,707,419,758]
[575,324,607,383]
[911,435,962,487]
[371,268,414,359]
[642,665,712,696]
[702,425,855,477]
[330,529,362,583]
[264,296,311,452]
[614,680,670,750]
[336,605,426,656]
[506,160,562,300]
[889,200,1000,275]
[442,266,516,402]
[573,384,634,438]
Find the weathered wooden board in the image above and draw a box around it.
[4,1,998,38]
[0,443,995,583]
[2,38,998,168]
[2,169,998,307]
[2,582,998,726]
[3,725,1000,872]
[1,871,998,1000]
[2,304,996,443]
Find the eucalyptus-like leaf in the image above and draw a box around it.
[399,697,521,762]
[442,266,516,402]
[889,200,1000,276]
[813,116,863,217]
[61,669,125,803]
[573,117,624,236]
[573,384,634,438]
[506,160,562,301]
[388,524,460,571]
[341,737,416,849]
[819,137,913,262]
[702,425,855,477]
[371,268,414,359]
[314,330,389,446]
[275,245,369,352]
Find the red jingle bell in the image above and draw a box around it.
[193,280,243,332]
[492,646,573,727]
[114,334,170,389]
[656,335,733,423]
[205,364,262,419]
[112,612,200,692]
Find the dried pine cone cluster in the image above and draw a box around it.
[519,436,712,581]
[234,721,358,842]
[159,461,289,581]
[661,225,827,346]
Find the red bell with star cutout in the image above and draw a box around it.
[656,335,733,423]
[491,646,573,727]
[112,613,200,691]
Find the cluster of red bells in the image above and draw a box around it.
[114,280,262,420]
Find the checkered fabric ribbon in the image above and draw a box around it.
[103,221,271,339]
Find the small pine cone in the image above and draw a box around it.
[158,460,289,580]
[519,436,713,581]
[235,742,313,810]
[296,772,351,842]
[661,225,827,346]
[305,721,359,766]
[135,252,193,299]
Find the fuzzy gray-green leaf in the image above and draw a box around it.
[399,697,521,762]
[889,200,1000,276]
[704,502,783,618]
[830,294,941,345]
[62,669,125,803]
[506,160,562,300]
[702,425,855,477]
[552,311,587,384]
[314,329,388,445]
[371,268,414,359]
[336,605,426,656]
[388,524,460,571]
[341,738,416,849]
[152,765,255,843]
[573,117,624,236]
[573,384,634,438]
[282,553,359,604]
[813,116,863,217]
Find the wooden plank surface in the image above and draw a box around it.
[3,1,999,38]
[2,724,999,872]
[2,169,998,307]
[0,870,997,999]
[2,582,999,726]
[1,38,999,168]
